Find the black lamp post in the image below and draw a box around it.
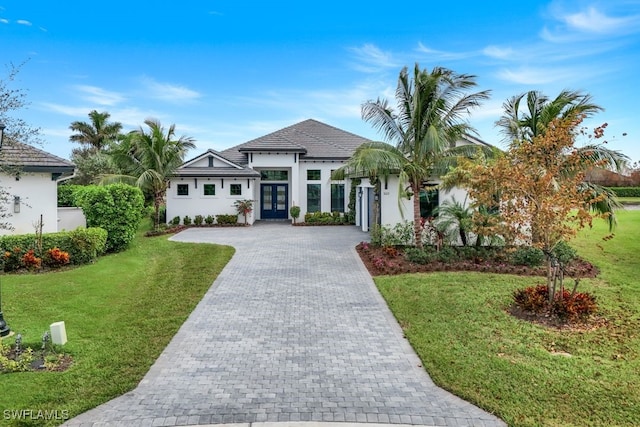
[0,122,11,337]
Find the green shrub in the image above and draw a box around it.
[170,216,181,226]
[0,227,107,268]
[216,214,238,225]
[75,184,145,252]
[57,184,84,207]
[183,215,192,226]
[66,227,108,264]
[437,246,457,263]
[404,247,434,264]
[193,215,204,226]
[204,215,215,225]
[510,246,545,267]
[289,206,301,222]
[553,240,577,265]
[608,187,640,197]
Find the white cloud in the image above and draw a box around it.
[16,20,31,26]
[140,77,202,103]
[542,4,640,41]
[496,66,579,85]
[39,103,92,117]
[415,42,480,61]
[0,19,8,24]
[482,45,515,60]
[564,6,638,34]
[348,43,399,72]
[74,85,126,106]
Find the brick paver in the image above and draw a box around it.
[64,223,505,427]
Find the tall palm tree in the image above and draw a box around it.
[496,90,602,144]
[107,119,195,229]
[69,110,123,151]
[496,90,629,230]
[336,63,490,247]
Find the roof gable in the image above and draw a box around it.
[181,149,244,170]
[221,119,371,164]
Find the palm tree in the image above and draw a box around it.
[69,110,123,151]
[496,90,629,230]
[107,119,195,229]
[434,197,473,246]
[335,63,490,247]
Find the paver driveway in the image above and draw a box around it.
[65,223,505,427]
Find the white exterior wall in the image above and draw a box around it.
[379,175,413,228]
[57,207,86,231]
[0,172,59,235]
[166,177,256,225]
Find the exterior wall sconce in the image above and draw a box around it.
[0,122,5,149]
[13,196,20,213]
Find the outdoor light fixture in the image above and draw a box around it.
[0,122,5,149]
[0,278,10,337]
[13,196,20,214]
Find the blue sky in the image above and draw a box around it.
[1,1,639,163]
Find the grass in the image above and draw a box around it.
[375,209,640,427]
[0,227,234,426]
[617,196,640,204]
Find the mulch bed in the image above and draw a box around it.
[356,243,599,278]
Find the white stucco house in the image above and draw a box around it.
[166,119,491,231]
[0,140,75,235]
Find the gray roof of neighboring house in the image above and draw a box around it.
[0,140,75,175]
[222,119,371,164]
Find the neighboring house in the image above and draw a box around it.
[0,140,75,235]
[166,119,490,231]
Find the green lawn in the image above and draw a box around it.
[376,209,640,427]
[0,230,234,426]
[618,197,640,204]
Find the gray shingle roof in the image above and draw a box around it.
[221,119,371,164]
[0,140,75,174]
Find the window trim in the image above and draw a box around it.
[203,183,216,196]
[230,183,242,196]
[330,183,345,213]
[307,183,321,213]
[307,169,321,181]
[177,183,189,196]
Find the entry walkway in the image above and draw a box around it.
[65,223,505,427]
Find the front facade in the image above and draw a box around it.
[166,119,490,230]
[0,141,75,235]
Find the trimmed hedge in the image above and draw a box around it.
[0,227,107,267]
[57,184,85,207]
[608,187,640,197]
[75,184,145,252]
[215,214,238,225]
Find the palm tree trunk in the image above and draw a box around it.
[154,192,163,231]
[412,182,423,248]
